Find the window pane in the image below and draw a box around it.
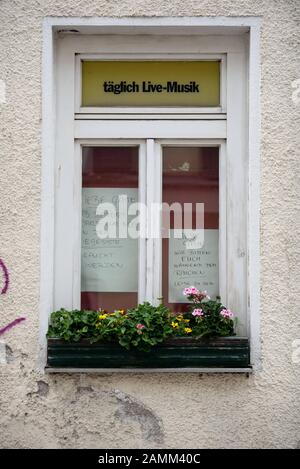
[81,146,139,311]
[82,61,220,107]
[162,146,219,312]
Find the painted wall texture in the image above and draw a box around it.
[0,1,299,449]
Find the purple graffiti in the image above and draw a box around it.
[0,317,26,336]
[0,258,9,294]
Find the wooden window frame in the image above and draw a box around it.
[39,17,261,372]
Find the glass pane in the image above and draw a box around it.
[82,61,220,107]
[162,146,219,313]
[81,146,139,311]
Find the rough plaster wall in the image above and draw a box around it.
[0,0,299,449]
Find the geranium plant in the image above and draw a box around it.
[47,287,236,351]
[47,309,99,342]
[182,286,236,338]
[47,302,173,352]
[93,302,173,351]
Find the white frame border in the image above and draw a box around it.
[40,16,261,372]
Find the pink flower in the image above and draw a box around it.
[220,309,234,319]
[136,323,145,330]
[183,286,210,303]
[192,308,204,317]
[183,286,199,296]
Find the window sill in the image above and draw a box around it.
[47,337,251,372]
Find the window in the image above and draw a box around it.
[41,19,261,370]
[55,36,246,331]
[162,146,219,313]
[79,143,222,315]
[81,146,140,311]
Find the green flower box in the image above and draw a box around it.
[47,337,250,370]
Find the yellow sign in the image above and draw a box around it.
[82,61,220,107]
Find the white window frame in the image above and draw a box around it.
[39,17,261,372]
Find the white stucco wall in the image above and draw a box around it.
[0,1,299,449]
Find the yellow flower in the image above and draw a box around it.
[171,321,179,328]
[176,315,183,322]
[112,309,126,316]
[184,319,190,323]
[184,327,192,334]
[98,313,108,320]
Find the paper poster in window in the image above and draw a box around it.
[81,187,138,292]
[169,229,219,302]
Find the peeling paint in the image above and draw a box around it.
[27,381,49,398]
[112,389,164,444]
[5,345,14,363]
[75,385,94,397]
[36,381,49,397]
